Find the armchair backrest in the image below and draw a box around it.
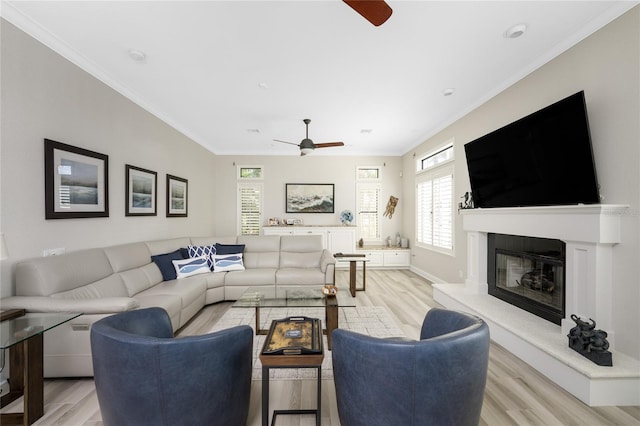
[91,307,253,426]
[332,308,490,426]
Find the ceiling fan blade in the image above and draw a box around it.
[315,142,345,148]
[273,139,300,147]
[343,0,392,27]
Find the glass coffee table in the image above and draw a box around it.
[1,310,82,425]
[232,287,355,350]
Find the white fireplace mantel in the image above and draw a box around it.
[433,204,640,406]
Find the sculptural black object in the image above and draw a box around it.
[567,314,612,366]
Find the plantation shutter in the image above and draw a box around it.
[357,184,380,240]
[416,173,453,250]
[239,184,262,235]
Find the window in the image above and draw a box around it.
[416,141,454,253]
[357,183,380,241]
[237,183,262,235]
[237,165,263,180]
[357,167,380,180]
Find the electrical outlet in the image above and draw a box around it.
[43,247,65,257]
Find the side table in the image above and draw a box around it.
[259,317,324,426]
[334,254,369,297]
[1,311,82,425]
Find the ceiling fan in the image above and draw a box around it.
[343,0,393,27]
[274,119,345,156]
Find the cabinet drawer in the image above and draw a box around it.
[383,251,410,266]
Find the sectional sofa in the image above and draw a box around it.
[1,234,335,377]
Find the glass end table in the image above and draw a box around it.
[1,310,82,425]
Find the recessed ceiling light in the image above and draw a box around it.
[505,24,527,39]
[258,82,268,89]
[127,49,147,62]
[360,129,373,134]
[442,88,455,96]
[246,128,260,133]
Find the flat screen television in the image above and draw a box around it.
[464,91,600,208]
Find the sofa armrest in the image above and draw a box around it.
[0,296,139,314]
[320,249,335,273]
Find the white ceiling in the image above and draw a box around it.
[2,1,636,157]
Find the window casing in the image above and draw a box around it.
[416,141,454,254]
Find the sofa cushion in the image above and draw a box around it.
[224,268,277,286]
[190,236,237,246]
[279,235,323,268]
[15,248,114,297]
[276,268,325,285]
[238,235,280,269]
[280,252,322,269]
[104,242,152,273]
[151,250,186,281]
[173,256,210,279]
[119,263,163,296]
[187,245,216,270]
[138,275,208,308]
[212,253,245,272]
[145,238,191,256]
[51,274,128,299]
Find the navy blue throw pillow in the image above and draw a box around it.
[215,243,246,255]
[151,249,186,281]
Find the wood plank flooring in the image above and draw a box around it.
[2,269,638,425]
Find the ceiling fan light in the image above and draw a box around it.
[300,148,314,155]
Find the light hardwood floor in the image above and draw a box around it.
[2,269,639,425]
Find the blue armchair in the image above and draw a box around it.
[332,308,490,426]
[90,307,253,426]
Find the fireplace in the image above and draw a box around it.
[432,205,639,407]
[488,233,565,325]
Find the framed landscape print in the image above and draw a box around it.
[285,183,334,213]
[125,165,157,216]
[166,174,188,217]
[44,139,109,219]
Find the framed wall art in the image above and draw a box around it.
[44,138,109,219]
[285,183,334,213]
[166,174,188,217]
[125,165,157,216]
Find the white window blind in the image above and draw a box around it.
[357,184,380,240]
[416,172,453,251]
[238,184,262,235]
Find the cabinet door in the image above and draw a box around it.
[262,228,292,236]
[383,251,410,267]
[358,251,384,267]
[327,228,356,254]
[291,229,328,248]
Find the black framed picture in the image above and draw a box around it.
[166,174,188,217]
[44,139,109,219]
[125,165,157,216]
[285,183,335,213]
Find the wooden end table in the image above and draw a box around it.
[259,318,324,426]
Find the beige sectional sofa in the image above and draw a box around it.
[1,234,335,377]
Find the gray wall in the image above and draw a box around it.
[0,20,217,297]
[212,155,403,237]
[403,7,640,358]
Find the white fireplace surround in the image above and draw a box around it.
[433,204,640,406]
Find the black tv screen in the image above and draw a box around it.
[464,91,600,208]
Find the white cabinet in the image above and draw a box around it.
[355,248,410,268]
[383,250,411,267]
[357,250,384,267]
[327,228,356,255]
[263,226,356,253]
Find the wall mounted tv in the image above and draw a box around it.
[464,91,600,209]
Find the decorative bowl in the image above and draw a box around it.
[322,285,338,297]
